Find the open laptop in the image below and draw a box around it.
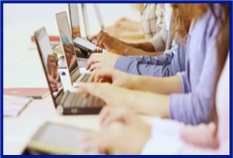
[93,4,105,30]
[68,3,81,40]
[67,5,107,54]
[34,27,105,115]
[68,4,105,40]
[57,10,100,56]
[56,10,87,58]
[56,11,95,88]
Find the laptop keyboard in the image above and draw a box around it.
[56,90,105,108]
[73,73,91,83]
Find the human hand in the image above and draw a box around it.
[86,53,120,71]
[180,122,219,149]
[93,48,103,53]
[93,31,128,55]
[99,106,137,128]
[88,67,133,89]
[76,83,132,108]
[81,110,151,154]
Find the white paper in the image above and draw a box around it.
[4,95,33,117]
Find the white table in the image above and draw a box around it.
[3,5,152,154]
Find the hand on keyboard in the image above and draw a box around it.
[86,53,120,71]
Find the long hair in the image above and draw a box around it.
[171,4,229,138]
[170,4,208,40]
[130,4,146,13]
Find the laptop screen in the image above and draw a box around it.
[68,4,81,39]
[34,27,62,105]
[55,11,79,74]
[94,4,105,30]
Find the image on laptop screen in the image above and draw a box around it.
[35,27,105,115]
[34,27,62,100]
[68,4,81,39]
[55,11,79,73]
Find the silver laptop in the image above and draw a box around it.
[68,3,81,40]
[57,10,100,56]
[67,5,107,54]
[68,4,105,40]
[34,27,105,115]
[55,11,94,87]
[93,4,105,30]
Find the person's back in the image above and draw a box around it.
[139,4,164,39]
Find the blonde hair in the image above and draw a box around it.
[170,4,208,40]
[130,4,146,12]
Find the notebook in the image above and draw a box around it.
[34,27,105,115]
[4,88,49,99]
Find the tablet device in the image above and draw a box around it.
[24,122,98,155]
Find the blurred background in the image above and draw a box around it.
[4,3,141,70]
[3,4,141,87]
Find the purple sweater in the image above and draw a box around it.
[169,7,220,124]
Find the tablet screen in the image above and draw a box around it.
[33,123,88,149]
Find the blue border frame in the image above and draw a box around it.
[1,0,232,156]
[1,0,3,157]
[1,0,233,3]
[230,1,233,157]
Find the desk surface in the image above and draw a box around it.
[4,23,153,155]
[4,95,154,154]
[4,96,100,154]
[3,6,154,154]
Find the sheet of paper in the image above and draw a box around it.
[4,95,33,117]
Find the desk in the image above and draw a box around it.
[3,8,153,154]
[4,96,101,154]
[4,94,154,154]
[3,23,105,153]
[3,32,154,156]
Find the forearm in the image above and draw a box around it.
[114,54,175,77]
[127,75,182,95]
[127,91,170,117]
[124,42,156,52]
[123,46,163,56]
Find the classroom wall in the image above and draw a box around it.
[4,4,140,35]
[3,3,140,71]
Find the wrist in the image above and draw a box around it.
[122,45,132,55]
[126,89,136,110]
[126,75,139,89]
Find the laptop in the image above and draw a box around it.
[67,5,107,53]
[93,4,105,30]
[56,10,99,56]
[68,3,81,40]
[68,4,104,40]
[34,27,105,115]
[56,11,94,88]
